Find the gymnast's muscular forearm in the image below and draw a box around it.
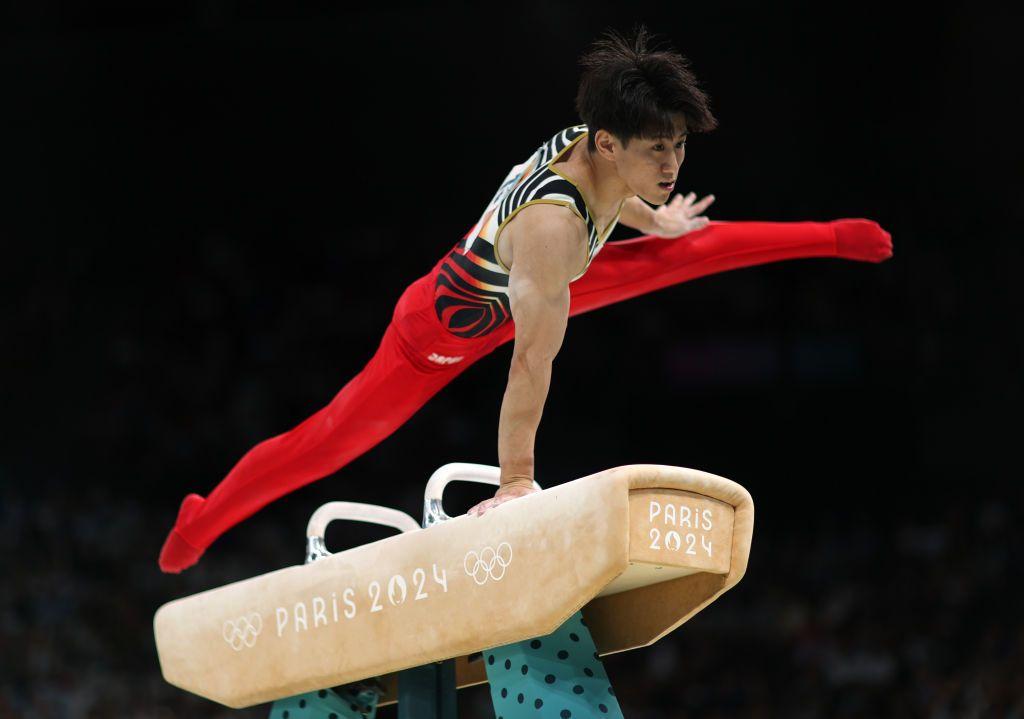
[619,195,660,234]
[497,352,553,487]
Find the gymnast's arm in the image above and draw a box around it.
[467,206,584,516]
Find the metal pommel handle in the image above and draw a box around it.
[422,462,543,528]
[305,502,420,564]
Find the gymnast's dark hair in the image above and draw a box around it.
[575,25,718,152]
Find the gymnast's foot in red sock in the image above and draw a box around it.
[159,493,207,573]
[831,218,894,262]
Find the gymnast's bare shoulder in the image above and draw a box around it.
[495,202,589,277]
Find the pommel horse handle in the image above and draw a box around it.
[422,462,543,528]
[305,501,421,564]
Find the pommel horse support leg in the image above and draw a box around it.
[154,464,754,716]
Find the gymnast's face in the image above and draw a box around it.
[596,121,688,205]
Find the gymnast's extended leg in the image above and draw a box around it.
[479,217,892,355]
[568,217,892,317]
[158,280,485,573]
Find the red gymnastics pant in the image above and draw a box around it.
[159,218,892,572]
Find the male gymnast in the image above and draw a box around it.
[159,27,892,573]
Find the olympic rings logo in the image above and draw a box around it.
[222,613,262,651]
[464,542,513,585]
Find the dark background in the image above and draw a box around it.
[3,1,1022,717]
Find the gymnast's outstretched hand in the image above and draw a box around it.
[467,477,539,517]
[650,191,716,238]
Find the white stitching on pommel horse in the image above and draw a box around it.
[153,463,754,710]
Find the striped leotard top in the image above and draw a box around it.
[434,124,625,339]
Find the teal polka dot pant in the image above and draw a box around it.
[484,611,624,718]
[268,686,378,719]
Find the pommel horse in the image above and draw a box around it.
[154,464,754,717]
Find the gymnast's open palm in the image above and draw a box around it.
[652,191,715,238]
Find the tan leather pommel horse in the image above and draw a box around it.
[154,464,754,708]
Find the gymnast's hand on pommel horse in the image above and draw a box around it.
[468,192,719,517]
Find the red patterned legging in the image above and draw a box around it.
[159,218,891,572]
